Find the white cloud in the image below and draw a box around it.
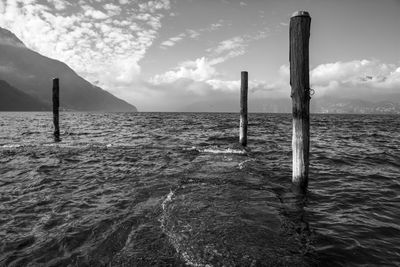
[152,32,270,93]
[310,59,400,97]
[139,0,170,13]
[152,36,248,85]
[102,58,141,86]
[205,31,269,65]
[84,7,108,20]
[0,0,171,98]
[103,3,121,16]
[160,40,175,47]
[151,57,217,84]
[206,78,286,97]
[147,48,288,110]
[160,32,185,49]
[146,58,400,111]
[210,22,223,31]
[144,72,287,112]
[187,29,200,39]
[47,0,68,11]
[212,36,245,54]
[207,36,247,64]
[159,19,228,51]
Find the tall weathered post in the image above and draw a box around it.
[239,71,248,146]
[290,11,311,190]
[52,78,60,142]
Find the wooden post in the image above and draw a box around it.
[290,11,311,189]
[52,78,60,142]
[239,71,248,146]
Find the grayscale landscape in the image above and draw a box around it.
[0,0,399,266]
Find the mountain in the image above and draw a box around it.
[0,80,50,111]
[0,27,137,112]
[181,98,293,113]
[181,96,400,114]
[312,97,400,114]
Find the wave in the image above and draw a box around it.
[238,159,254,169]
[1,144,22,148]
[200,148,247,154]
[160,189,212,267]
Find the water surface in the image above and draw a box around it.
[0,112,399,266]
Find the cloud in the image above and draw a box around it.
[1,1,398,112]
[0,0,171,96]
[139,0,170,13]
[212,36,245,54]
[309,59,400,98]
[143,74,288,112]
[47,0,69,11]
[246,59,400,100]
[103,3,122,16]
[159,19,228,50]
[146,42,288,111]
[80,4,110,19]
[210,22,223,31]
[160,33,186,49]
[149,30,273,108]
[187,29,200,39]
[144,58,400,111]
[155,31,268,83]
[206,30,269,64]
[151,57,217,84]
[207,36,248,64]
[152,37,244,85]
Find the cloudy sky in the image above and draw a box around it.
[0,0,399,111]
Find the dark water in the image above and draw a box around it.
[0,112,399,266]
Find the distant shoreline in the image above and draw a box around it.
[1,111,399,115]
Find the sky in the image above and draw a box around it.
[0,0,399,111]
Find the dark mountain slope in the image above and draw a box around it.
[0,80,49,111]
[0,27,137,112]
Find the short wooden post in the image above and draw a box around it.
[290,11,311,189]
[52,78,60,142]
[239,71,248,146]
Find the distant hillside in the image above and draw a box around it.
[0,80,50,111]
[181,96,400,114]
[0,27,137,112]
[181,98,293,113]
[312,97,400,114]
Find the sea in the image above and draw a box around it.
[0,112,399,266]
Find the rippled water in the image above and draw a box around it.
[0,112,399,266]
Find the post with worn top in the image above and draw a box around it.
[239,71,248,146]
[52,78,60,142]
[290,11,311,190]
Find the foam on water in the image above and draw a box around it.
[238,159,254,169]
[201,148,247,154]
[1,144,22,148]
[160,190,203,267]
